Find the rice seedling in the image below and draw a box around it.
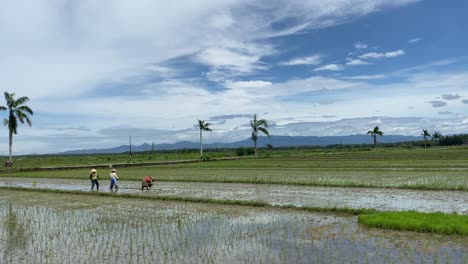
[358,211,468,235]
[1,189,463,263]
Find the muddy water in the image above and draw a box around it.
[0,177,466,213]
[0,190,466,264]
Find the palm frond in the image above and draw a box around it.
[257,127,270,137]
[17,105,33,115]
[15,96,30,106]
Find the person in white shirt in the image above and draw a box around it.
[109,168,119,191]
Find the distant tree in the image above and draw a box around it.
[4,92,33,163]
[367,126,384,150]
[197,119,212,157]
[432,131,442,145]
[250,114,270,156]
[421,129,431,149]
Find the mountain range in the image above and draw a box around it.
[59,134,423,155]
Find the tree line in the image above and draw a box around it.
[198,121,462,158]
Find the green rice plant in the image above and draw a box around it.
[358,211,468,235]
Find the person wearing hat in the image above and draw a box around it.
[142,176,156,190]
[89,168,99,191]
[109,168,119,191]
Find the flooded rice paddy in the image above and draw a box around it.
[0,190,466,264]
[0,177,467,214]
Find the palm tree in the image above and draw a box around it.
[421,129,431,149]
[367,126,384,150]
[197,119,212,157]
[4,92,33,163]
[432,131,442,145]
[250,114,270,156]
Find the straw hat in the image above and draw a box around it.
[91,169,97,173]
[111,168,116,172]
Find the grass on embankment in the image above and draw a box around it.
[358,211,468,236]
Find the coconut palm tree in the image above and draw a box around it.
[432,131,442,145]
[4,92,33,163]
[197,119,212,157]
[250,114,269,156]
[421,129,431,149]
[367,126,384,150]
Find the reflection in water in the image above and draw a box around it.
[0,192,466,263]
[1,202,28,263]
[0,177,466,213]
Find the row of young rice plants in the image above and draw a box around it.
[0,189,466,263]
[4,162,468,190]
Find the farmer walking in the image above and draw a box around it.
[90,168,99,191]
[109,168,119,191]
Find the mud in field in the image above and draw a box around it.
[0,177,466,213]
[0,190,466,264]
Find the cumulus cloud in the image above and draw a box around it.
[314,64,345,71]
[279,55,321,66]
[359,50,405,59]
[462,99,468,104]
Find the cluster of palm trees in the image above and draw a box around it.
[0,92,33,165]
[368,126,442,150]
[198,114,269,157]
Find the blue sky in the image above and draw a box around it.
[0,0,467,154]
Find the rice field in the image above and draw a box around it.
[1,148,467,262]
[0,178,467,214]
[0,190,466,263]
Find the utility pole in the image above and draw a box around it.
[129,136,132,160]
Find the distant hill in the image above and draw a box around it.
[59,134,422,154]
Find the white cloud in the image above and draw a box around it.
[195,44,273,79]
[279,55,321,66]
[0,0,431,154]
[314,64,345,71]
[341,74,386,80]
[408,37,422,44]
[345,58,371,65]
[354,42,368,49]
[359,50,405,59]
[225,80,272,89]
